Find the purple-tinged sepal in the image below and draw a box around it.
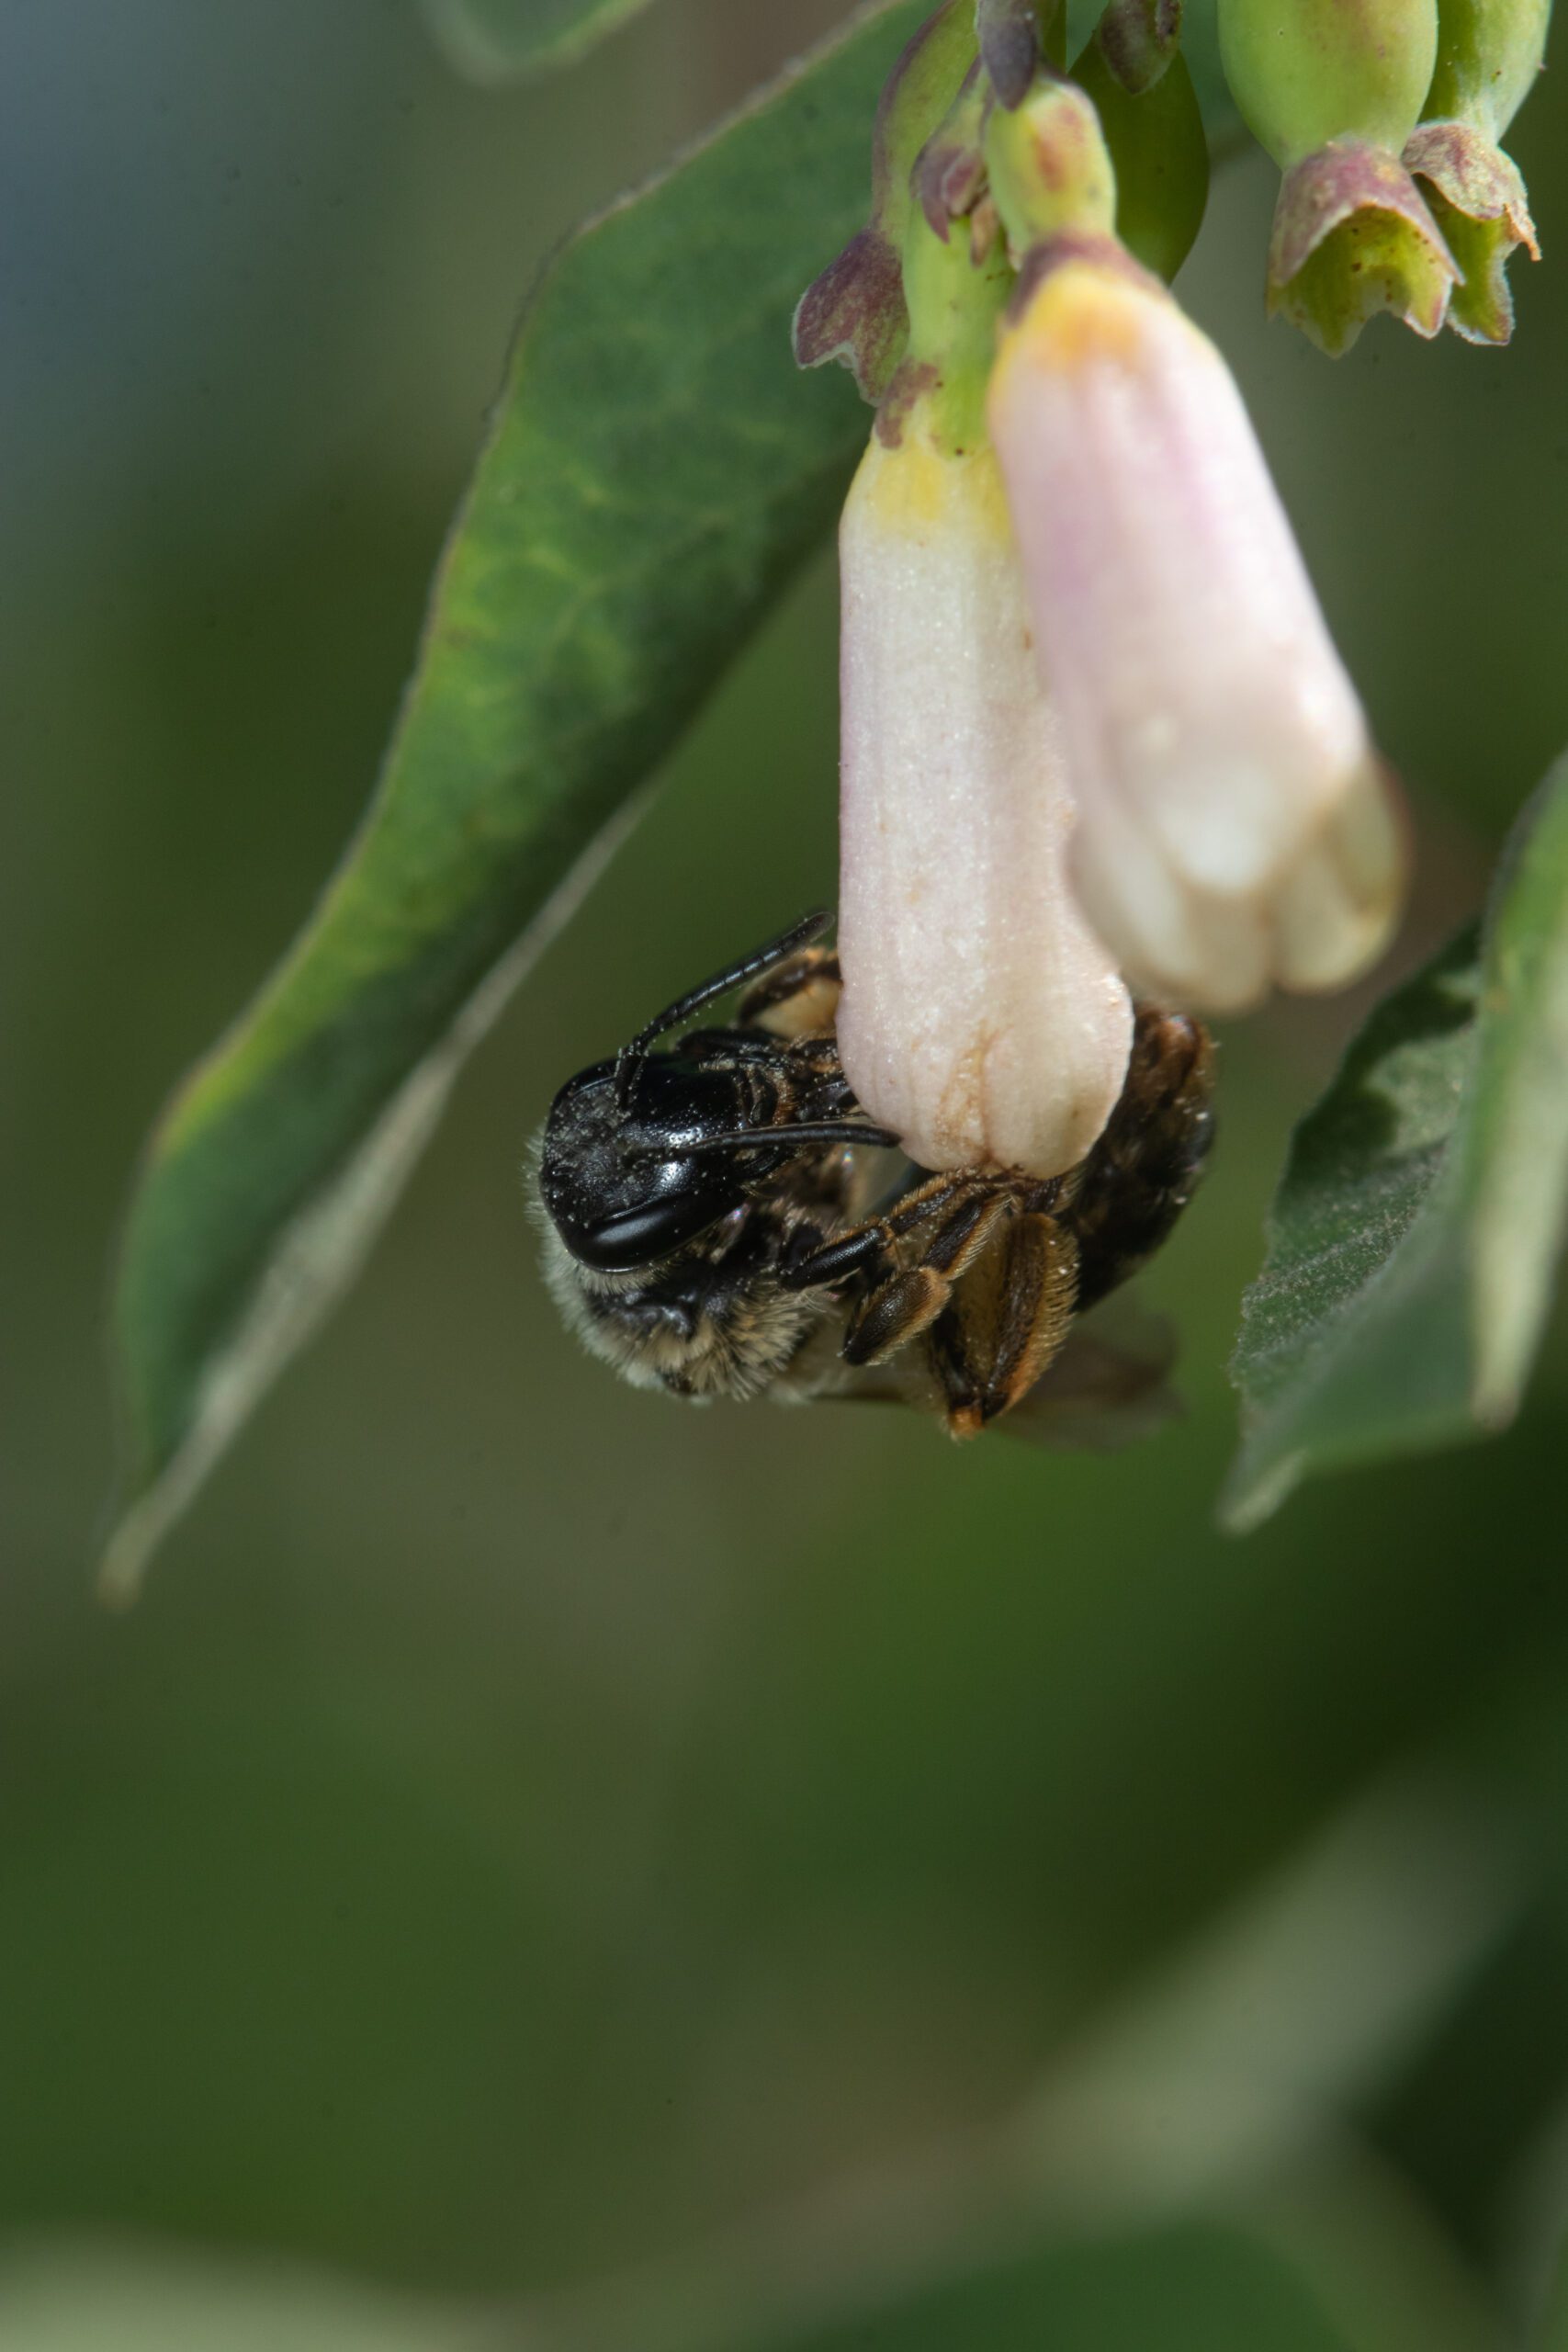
[792,229,910,401]
[1404,123,1538,343]
[977,0,1057,107]
[1268,138,1459,356]
[1092,0,1182,95]
[792,0,977,402]
[913,60,988,242]
[1402,0,1550,345]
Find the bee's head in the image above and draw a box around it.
[537,1054,770,1274]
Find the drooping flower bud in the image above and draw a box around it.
[1404,0,1548,345]
[987,243,1405,1010]
[1218,0,1459,355]
[1071,3,1209,283]
[836,198,1133,1178]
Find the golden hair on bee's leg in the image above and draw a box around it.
[928,1213,1079,1438]
[840,1184,1015,1368]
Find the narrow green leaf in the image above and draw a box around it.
[1223,751,1568,1533]
[104,0,931,1598]
[419,0,661,84]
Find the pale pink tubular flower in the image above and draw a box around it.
[987,239,1406,1012]
[837,424,1134,1177]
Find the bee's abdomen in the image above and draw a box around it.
[1069,1008,1216,1315]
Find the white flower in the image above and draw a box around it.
[836,420,1134,1177]
[987,243,1405,1011]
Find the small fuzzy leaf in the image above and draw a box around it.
[1223,750,1568,1532]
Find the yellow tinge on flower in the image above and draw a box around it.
[837,414,1134,1177]
[987,243,1406,1012]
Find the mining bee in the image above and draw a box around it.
[533,911,1214,1440]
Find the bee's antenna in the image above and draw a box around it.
[677,1120,900,1156]
[613,910,831,1107]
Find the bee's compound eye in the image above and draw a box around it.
[561,1183,732,1272]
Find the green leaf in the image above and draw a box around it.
[419,0,661,84]
[701,2212,1490,2352]
[1223,750,1568,1533]
[103,0,931,1598]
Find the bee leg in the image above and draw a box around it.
[840,1186,1015,1368]
[926,1212,1079,1438]
[738,947,842,1040]
[781,1169,975,1292]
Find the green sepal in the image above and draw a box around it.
[1218,0,1439,167]
[794,0,978,400]
[1072,30,1209,279]
[978,0,1066,104]
[1267,137,1459,356]
[913,60,989,239]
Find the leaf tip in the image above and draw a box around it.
[96,1472,182,1608]
[1216,1443,1304,1535]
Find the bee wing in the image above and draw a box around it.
[994,1294,1182,1452]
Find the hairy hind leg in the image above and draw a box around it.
[839,1182,1017,1367]
[927,1211,1079,1438]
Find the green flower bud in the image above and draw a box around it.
[794,0,976,401]
[984,75,1119,264]
[1218,2,1460,355]
[1072,9,1209,280]
[1425,0,1550,137]
[1219,0,1439,164]
[1404,0,1549,344]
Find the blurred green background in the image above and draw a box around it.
[5,3,1568,2344]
